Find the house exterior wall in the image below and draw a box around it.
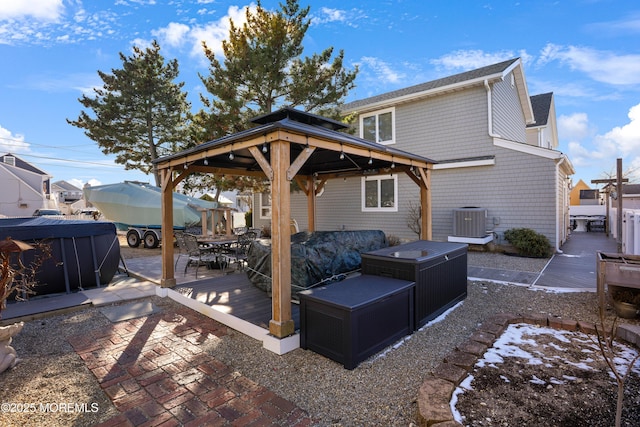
[0,166,46,217]
[395,87,492,160]
[492,76,527,143]
[429,148,558,246]
[289,145,560,248]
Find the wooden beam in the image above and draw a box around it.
[404,168,422,187]
[294,176,310,196]
[248,146,273,180]
[157,133,280,171]
[315,178,327,195]
[269,140,295,338]
[306,175,316,231]
[271,130,430,169]
[188,165,267,178]
[160,168,176,288]
[418,167,432,240]
[287,146,315,180]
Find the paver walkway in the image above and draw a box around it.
[68,305,314,426]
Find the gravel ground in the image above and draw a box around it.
[2,249,634,426]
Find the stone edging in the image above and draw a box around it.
[417,313,640,427]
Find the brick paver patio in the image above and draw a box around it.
[68,306,314,426]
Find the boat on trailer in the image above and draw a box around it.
[83,181,219,248]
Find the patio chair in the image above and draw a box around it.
[174,231,188,270]
[181,233,226,278]
[227,230,257,271]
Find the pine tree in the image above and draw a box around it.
[67,40,190,186]
[192,0,357,142]
[186,0,358,196]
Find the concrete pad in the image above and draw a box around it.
[100,301,160,323]
[81,279,157,306]
[1,293,91,321]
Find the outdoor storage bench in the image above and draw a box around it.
[299,274,415,369]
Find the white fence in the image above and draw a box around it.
[610,208,640,255]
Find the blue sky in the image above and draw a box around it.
[1,0,639,191]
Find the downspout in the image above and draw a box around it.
[484,80,502,138]
[555,156,566,253]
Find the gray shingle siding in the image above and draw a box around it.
[492,76,527,143]
[397,88,492,160]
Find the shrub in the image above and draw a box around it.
[503,228,552,258]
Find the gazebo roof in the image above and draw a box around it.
[153,107,436,178]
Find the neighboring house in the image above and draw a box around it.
[621,184,640,210]
[51,180,85,215]
[570,179,592,206]
[0,153,52,217]
[52,180,83,203]
[272,58,573,251]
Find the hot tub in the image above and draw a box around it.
[0,217,121,295]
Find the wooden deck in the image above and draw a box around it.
[173,273,300,331]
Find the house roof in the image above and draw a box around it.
[528,92,553,127]
[623,184,640,195]
[343,58,527,114]
[1,153,49,176]
[52,180,82,192]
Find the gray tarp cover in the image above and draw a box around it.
[246,230,388,294]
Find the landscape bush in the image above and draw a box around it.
[503,227,552,258]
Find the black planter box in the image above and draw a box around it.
[362,240,468,329]
[299,275,415,370]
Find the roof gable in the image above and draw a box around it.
[528,92,553,127]
[0,153,49,176]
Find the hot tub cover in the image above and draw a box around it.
[246,230,388,294]
[0,217,121,295]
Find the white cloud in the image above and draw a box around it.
[0,125,30,153]
[0,2,119,45]
[311,7,365,27]
[586,12,640,36]
[565,104,640,176]
[358,56,404,84]
[537,43,640,86]
[0,0,63,21]
[68,177,101,189]
[152,4,252,62]
[558,112,592,141]
[151,22,190,48]
[430,49,531,72]
[599,103,640,157]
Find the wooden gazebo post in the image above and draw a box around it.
[160,168,176,288]
[269,139,295,338]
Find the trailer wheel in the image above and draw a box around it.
[126,229,141,247]
[143,231,160,249]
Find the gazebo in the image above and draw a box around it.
[153,107,436,343]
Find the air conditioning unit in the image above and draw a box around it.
[452,208,487,238]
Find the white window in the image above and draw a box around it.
[361,175,397,212]
[360,107,395,145]
[3,156,15,166]
[259,192,271,219]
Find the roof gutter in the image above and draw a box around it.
[484,79,502,138]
